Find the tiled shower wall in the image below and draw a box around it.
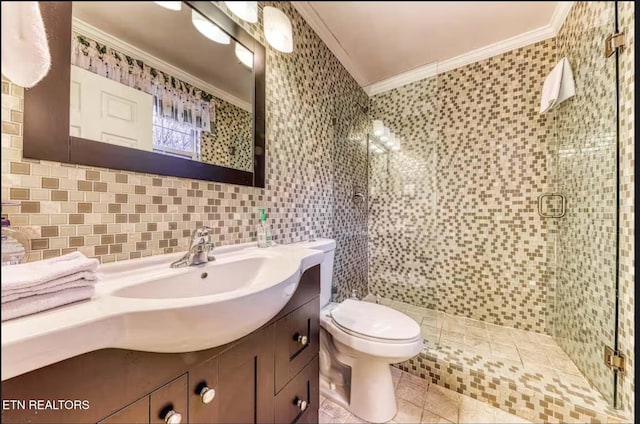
[370,39,557,332]
[332,94,369,301]
[0,1,368,287]
[370,1,634,417]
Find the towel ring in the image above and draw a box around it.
[538,193,566,218]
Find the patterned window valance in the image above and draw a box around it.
[71,32,215,132]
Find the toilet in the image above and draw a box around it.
[294,239,423,423]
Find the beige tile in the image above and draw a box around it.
[344,413,368,423]
[420,410,453,424]
[396,373,428,407]
[441,329,464,344]
[464,335,492,354]
[321,399,351,422]
[421,324,441,342]
[518,348,551,367]
[393,398,423,424]
[423,385,459,423]
[535,333,558,346]
[458,396,495,424]
[464,318,486,329]
[551,356,581,375]
[391,366,403,388]
[487,331,516,346]
[464,326,488,339]
[320,411,341,424]
[493,407,531,423]
[491,342,521,361]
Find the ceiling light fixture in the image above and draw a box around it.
[263,6,293,53]
[235,42,253,68]
[154,1,182,11]
[224,1,258,23]
[192,9,231,44]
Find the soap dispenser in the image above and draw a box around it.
[256,208,272,248]
[1,203,30,266]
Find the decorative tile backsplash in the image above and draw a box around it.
[0,2,368,277]
[369,39,557,332]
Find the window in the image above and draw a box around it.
[152,113,201,160]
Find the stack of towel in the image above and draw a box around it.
[1,252,99,321]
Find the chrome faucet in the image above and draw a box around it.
[170,226,216,268]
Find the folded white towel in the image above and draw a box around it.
[1,272,96,303]
[1,2,51,88]
[1,252,99,294]
[1,286,95,322]
[540,57,576,114]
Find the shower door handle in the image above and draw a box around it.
[538,193,566,218]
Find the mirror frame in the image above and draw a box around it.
[24,2,266,188]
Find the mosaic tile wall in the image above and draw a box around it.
[0,0,368,298]
[370,40,557,332]
[332,93,369,302]
[201,98,253,172]
[369,76,439,310]
[616,2,634,419]
[551,0,618,405]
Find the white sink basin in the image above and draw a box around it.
[1,242,324,381]
[113,256,277,299]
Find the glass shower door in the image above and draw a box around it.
[550,0,620,405]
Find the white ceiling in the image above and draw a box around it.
[294,2,573,95]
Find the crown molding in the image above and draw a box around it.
[72,17,252,112]
[361,1,574,96]
[291,1,368,87]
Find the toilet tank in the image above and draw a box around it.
[292,239,336,308]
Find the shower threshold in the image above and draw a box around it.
[362,295,628,424]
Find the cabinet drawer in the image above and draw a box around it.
[98,396,149,424]
[149,374,188,424]
[275,297,320,393]
[274,356,319,424]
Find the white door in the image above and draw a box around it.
[70,65,153,151]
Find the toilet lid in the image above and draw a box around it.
[330,299,421,341]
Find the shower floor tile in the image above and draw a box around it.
[361,295,626,423]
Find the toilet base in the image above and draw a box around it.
[320,339,398,423]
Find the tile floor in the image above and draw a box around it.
[366,296,612,412]
[319,368,531,423]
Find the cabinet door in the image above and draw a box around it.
[189,356,219,423]
[218,324,275,424]
[98,396,149,424]
[275,298,320,393]
[274,356,319,424]
[149,374,188,424]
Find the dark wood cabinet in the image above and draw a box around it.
[98,396,149,424]
[1,266,321,424]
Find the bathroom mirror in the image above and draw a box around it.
[24,2,266,187]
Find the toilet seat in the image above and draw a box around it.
[329,299,421,343]
[320,301,423,361]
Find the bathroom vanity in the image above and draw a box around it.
[1,252,321,424]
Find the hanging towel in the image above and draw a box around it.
[1,252,99,294]
[540,57,576,114]
[1,2,51,88]
[1,286,95,322]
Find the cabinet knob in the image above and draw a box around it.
[296,398,308,411]
[200,386,216,404]
[296,334,309,346]
[164,410,182,424]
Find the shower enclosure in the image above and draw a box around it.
[365,0,624,418]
